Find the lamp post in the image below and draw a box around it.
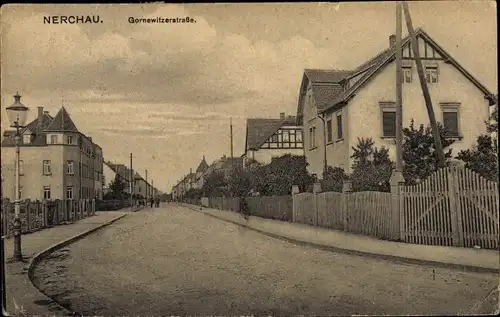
[6,93,29,262]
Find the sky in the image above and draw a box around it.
[1,2,497,193]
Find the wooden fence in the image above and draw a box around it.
[293,188,394,240]
[401,166,499,249]
[195,196,293,221]
[1,199,96,237]
[187,165,498,250]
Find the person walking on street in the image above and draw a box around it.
[240,194,249,220]
[150,197,154,208]
[155,197,160,208]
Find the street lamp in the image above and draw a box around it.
[6,92,29,262]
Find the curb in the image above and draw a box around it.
[181,204,499,274]
[27,213,128,316]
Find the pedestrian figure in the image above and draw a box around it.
[150,197,154,208]
[240,194,249,220]
[155,197,160,208]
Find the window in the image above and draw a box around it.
[19,160,24,176]
[441,104,460,137]
[43,186,51,200]
[67,136,74,144]
[309,126,317,149]
[282,130,289,142]
[425,67,438,84]
[67,161,74,175]
[403,67,412,83]
[23,134,31,144]
[382,109,396,138]
[271,134,278,143]
[296,130,302,142]
[326,119,333,143]
[43,160,51,175]
[50,135,57,144]
[66,186,73,200]
[336,113,343,140]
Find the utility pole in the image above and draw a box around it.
[395,1,403,172]
[129,153,133,209]
[230,117,234,169]
[402,1,446,168]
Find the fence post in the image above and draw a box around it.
[26,199,31,233]
[342,180,352,231]
[313,182,322,226]
[448,167,464,247]
[291,185,300,223]
[390,170,405,241]
[42,201,47,228]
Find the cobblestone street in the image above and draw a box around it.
[32,204,498,316]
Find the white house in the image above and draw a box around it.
[296,28,497,177]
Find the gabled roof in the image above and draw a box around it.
[245,115,297,151]
[1,112,54,146]
[44,106,79,132]
[296,70,353,125]
[195,156,209,173]
[321,28,496,113]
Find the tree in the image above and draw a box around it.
[350,138,394,192]
[322,166,349,192]
[260,154,315,196]
[227,166,254,197]
[107,174,126,199]
[457,135,498,183]
[201,170,227,197]
[402,120,455,185]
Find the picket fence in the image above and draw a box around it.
[293,190,394,240]
[401,166,499,249]
[196,196,293,221]
[1,199,96,237]
[187,166,498,250]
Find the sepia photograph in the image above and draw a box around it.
[0,1,498,316]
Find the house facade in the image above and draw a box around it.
[242,112,304,168]
[297,29,497,177]
[1,96,104,200]
[103,161,135,196]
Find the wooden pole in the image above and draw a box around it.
[395,2,404,172]
[230,117,234,168]
[129,153,133,209]
[402,1,446,168]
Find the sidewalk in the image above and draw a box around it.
[181,204,499,273]
[4,211,127,316]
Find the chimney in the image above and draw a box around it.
[280,112,285,120]
[43,111,49,114]
[190,168,192,174]
[37,107,44,130]
[389,34,396,47]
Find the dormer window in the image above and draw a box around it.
[50,135,58,144]
[67,135,74,145]
[23,134,31,144]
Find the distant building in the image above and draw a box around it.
[242,112,304,168]
[1,94,104,200]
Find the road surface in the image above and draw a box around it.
[32,204,498,316]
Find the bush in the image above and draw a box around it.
[457,135,498,182]
[322,166,349,192]
[350,138,394,192]
[402,119,455,185]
